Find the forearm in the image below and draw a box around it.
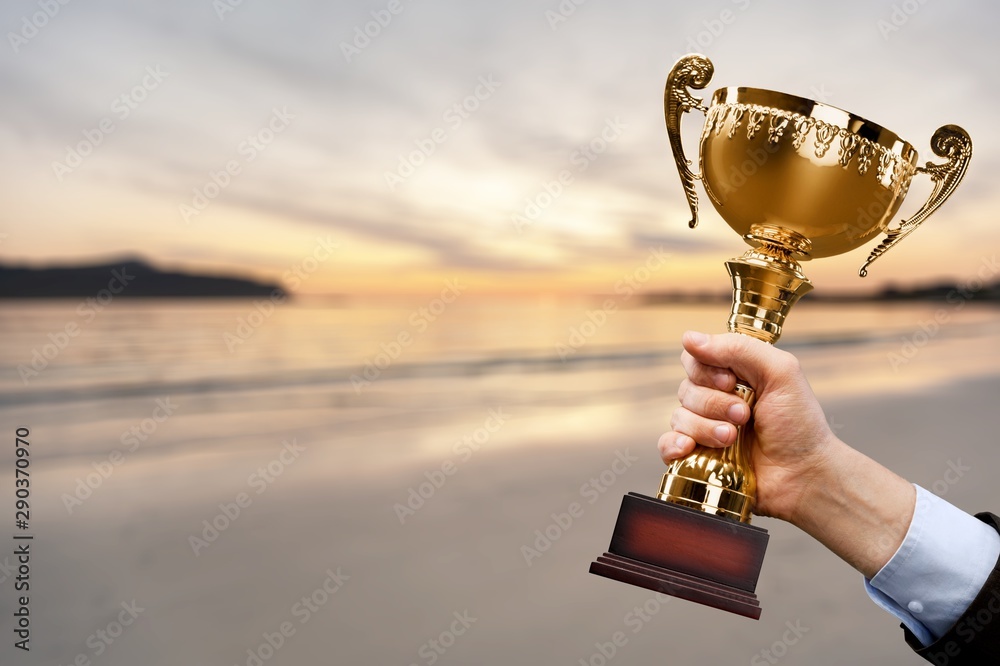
[787,437,916,579]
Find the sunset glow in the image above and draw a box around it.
[1,1,996,296]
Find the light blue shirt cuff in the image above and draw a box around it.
[863,484,1000,647]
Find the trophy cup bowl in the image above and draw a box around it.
[697,86,919,260]
[590,53,972,619]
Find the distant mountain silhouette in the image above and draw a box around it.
[0,259,285,299]
[639,280,1000,305]
[808,281,1000,303]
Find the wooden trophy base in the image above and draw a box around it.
[589,492,768,619]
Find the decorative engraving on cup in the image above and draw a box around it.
[701,106,717,141]
[877,151,894,183]
[704,101,918,185]
[858,143,874,176]
[725,106,745,140]
[813,122,836,158]
[767,114,789,144]
[839,131,860,168]
[713,105,730,136]
[746,107,766,140]
[791,117,812,149]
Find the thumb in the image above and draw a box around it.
[682,330,781,390]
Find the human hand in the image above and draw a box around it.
[657,330,840,524]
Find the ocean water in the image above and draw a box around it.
[0,297,998,665]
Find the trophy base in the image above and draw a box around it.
[590,553,763,620]
[589,492,768,620]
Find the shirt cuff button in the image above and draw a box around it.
[907,601,924,614]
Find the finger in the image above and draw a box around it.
[680,349,737,391]
[678,379,750,425]
[682,330,796,390]
[657,430,697,462]
[669,406,736,448]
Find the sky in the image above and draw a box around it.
[0,0,997,295]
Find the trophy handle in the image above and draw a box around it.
[664,54,714,229]
[859,125,972,277]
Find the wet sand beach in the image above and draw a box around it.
[1,299,997,665]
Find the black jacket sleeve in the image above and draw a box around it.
[906,512,1000,664]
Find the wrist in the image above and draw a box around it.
[784,434,851,529]
[785,437,915,577]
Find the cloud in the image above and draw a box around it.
[0,0,996,288]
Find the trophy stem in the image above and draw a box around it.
[724,243,814,345]
[657,240,814,524]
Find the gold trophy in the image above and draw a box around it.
[590,54,972,619]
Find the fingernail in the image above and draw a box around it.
[727,402,747,422]
[675,434,692,451]
[687,331,708,346]
[714,424,732,442]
